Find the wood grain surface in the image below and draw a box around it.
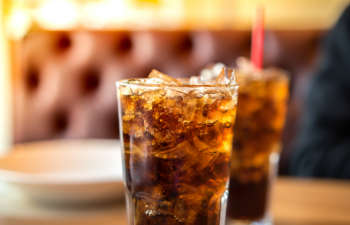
[273,178,350,225]
[1,178,350,225]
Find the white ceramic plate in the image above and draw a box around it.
[0,139,124,205]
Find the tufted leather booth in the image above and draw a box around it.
[11,29,326,173]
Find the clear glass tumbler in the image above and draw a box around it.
[226,60,289,225]
[117,78,238,225]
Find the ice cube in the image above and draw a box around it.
[236,57,254,74]
[236,57,265,82]
[153,140,190,159]
[200,63,225,82]
[200,63,237,86]
[226,68,237,84]
[148,69,181,85]
[216,67,237,85]
[189,76,201,85]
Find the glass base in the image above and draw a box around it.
[227,216,272,225]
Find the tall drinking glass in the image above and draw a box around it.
[226,59,289,225]
[117,75,238,225]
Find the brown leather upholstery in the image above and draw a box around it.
[11,29,326,173]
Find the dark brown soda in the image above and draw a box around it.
[227,176,269,220]
[118,78,238,225]
[227,69,289,222]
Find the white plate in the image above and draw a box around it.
[0,139,124,204]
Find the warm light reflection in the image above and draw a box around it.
[6,9,31,40]
[35,0,79,29]
[3,0,350,38]
[0,0,13,149]
[82,0,129,28]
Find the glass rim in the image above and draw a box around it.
[116,78,239,89]
[237,68,290,83]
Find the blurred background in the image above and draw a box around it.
[1,0,350,174]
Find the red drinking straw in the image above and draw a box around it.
[251,6,265,70]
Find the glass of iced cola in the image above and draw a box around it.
[116,69,239,225]
[225,58,289,225]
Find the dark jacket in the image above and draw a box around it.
[290,6,350,179]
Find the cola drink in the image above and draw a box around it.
[226,58,289,224]
[117,70,238,225]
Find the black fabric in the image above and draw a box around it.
[290,6,350,179]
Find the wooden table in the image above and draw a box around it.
[272,178,350,225]
[0,178,349,225]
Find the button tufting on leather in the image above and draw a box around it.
[52,110,69,133]
[177,33,194,55]
[25,66,40,93]
[56,33,72,51]
[13,28,324,168]
[115,33,133,55]
[81,66,100,96]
